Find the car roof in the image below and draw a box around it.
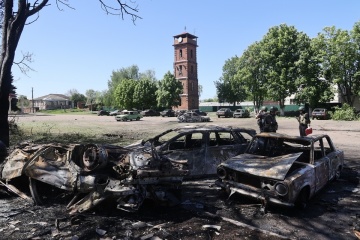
[163,125,256,135]
[255,132,330,143]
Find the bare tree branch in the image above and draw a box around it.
[13,52,35,75]
[99,0,142,24]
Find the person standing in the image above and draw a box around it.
[263,106,278,133]
[256,106,268,132]
[296,106,310,137]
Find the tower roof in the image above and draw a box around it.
[173,32,198,39]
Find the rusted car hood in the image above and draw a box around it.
[220,152,303,180]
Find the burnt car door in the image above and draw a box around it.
[322,136,343,180]
[204,130,250,175]
[159,132,206,176]
[312,138,330,191]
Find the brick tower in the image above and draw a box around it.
[173,32,199,110]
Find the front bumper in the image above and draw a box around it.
[215,179,294,207]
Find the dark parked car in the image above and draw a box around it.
[126,125,256,177]
[140,109,160,117]
[216,132,344,209]
[311,108,329,120]
[160,109,175,117]
[188,109,207,116]
[216,108,233,118]
[97,110,110,116]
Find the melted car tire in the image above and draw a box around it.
[295,188,309,209]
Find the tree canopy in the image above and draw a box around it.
[156,71,183,109]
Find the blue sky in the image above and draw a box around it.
[12,0,360,101]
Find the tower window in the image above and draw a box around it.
[191,66,194,74]
[180,49,183,58]
[191,49,193,58]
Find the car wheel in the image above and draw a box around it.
[218,115,220,118]
[295,188,309,209]
[136,117,140,121]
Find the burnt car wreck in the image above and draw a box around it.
[216,132,344,209]
[1,142,188,214]
[126,125,256,177]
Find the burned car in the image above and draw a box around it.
[177,112,210,122]
[127,125,256,177]
[216,133,344,209]
[1,142,188,214]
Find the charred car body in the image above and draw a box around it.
[216,132,344,209]
[1,142,188,214]
[177,112,210,122]
[127,125,256,177]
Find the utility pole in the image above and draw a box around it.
[32,87,34,113]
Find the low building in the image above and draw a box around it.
[30,94,71,110]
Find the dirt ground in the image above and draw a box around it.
[0,113,359,240]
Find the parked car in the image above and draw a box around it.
[140,109,160,117]
[216,132,344,209]
[216,108,233,118]
[1,142,188,214]
[109,110,122,116]
[97,110,110,116]
[126,125,256,177]
[160,109,175,117]
[311,108,329,120]
[115,110,143,121]
[175,110,186,117]
[188,109,207,116]
[178,112,211,122]
[233,109,250,118]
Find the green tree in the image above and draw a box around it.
[17,95,30,108]
[314,25,360,107]
[107,65,141,107]
[114,79,137,110]
[66,89,86,108]
[85,89,97,111]
[0,1,141,148]
[294,36,334,108]
[95,90,107,109]
[261,24,312,114]
[235,42,268,111]
[133,78,157,110]
[216,56,247,105]
[156,71,183,108]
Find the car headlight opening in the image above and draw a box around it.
[217,166,227,179]
[275,183,288,196]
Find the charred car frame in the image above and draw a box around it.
[1,142,188,214]
[127,125,256,177]
[216,132,344,209]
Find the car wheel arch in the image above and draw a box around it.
[294,185,310,209]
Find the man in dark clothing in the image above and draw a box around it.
[263,106,278,133]
[296,106,310,137]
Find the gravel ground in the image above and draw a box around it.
[0,113,359,240]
